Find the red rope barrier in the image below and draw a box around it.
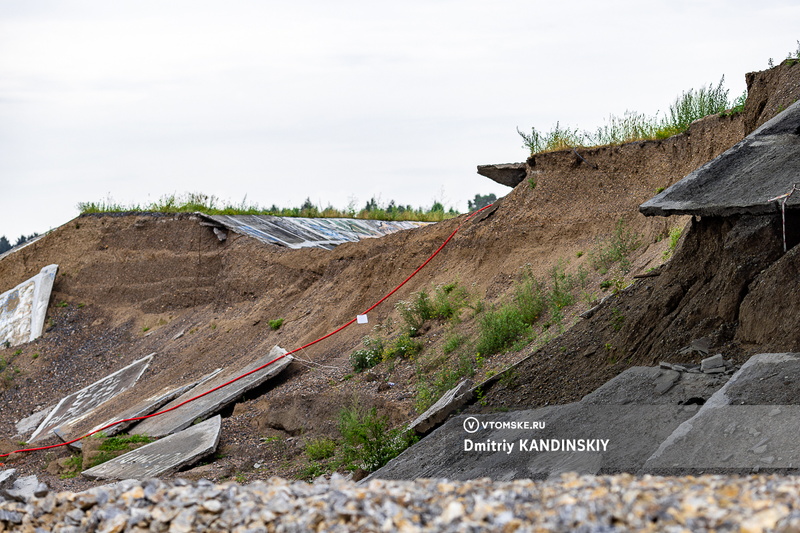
[1,204,493,459]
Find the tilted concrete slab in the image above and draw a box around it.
[29,354,154,442]
[0,265,58,347]
[200,214,430,250]
[408,379,473,435]
[14,405,54,440]
[643,353,800,474]
[640,99,800,217]
[132,346,291,438]
[82,415,221,480]
[86,368,223,438]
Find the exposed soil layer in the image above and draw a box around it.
[1,60,799,491]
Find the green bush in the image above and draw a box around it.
[442,332,467,354]
[384,334,423,360]
[396,282,472,336]
[338,405,415,472]
[475,305,530,356]
[349,336,384,372]
[305,437,337,461]
[268,318,284,330]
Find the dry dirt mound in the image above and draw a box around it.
[1,60,799,490]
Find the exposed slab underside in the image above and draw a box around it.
[201,214,430,250]
[0,264,58,347]
[640,99,800,217]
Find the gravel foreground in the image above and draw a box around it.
[2,474,800,532]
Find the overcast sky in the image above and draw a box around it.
[1,1,798,241]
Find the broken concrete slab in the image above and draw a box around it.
[29,354,154,442]
[14,405,54,439]
[82,416,221,480]
[700,353,726,372]
[132,346,291,438]
[580,366,726,406]
[408,379,473,435]
[0,474,40,503]
[200,214,430,250]
[86,368,223,438]
[643,353,800,474]
[476,163,527,187]
[0,469,16,490]
[640,99,800,217]
[0,264,58,347]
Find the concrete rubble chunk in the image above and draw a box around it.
[29,354,154,443]
[0,469,17,490]
[132,346,291,438]
[701,354,726,372]
[0,264,58,347]
[476,163,527,187]
[14,406,54,440]
[82,416,222,480]
[408,379,473,435]
[640,99,800,217]
[1,474,41,503]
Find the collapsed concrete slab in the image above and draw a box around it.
[367,365,730,482]
[29,354,154,443]
[640,99,800,217]
[0,264,58,347]
[408,379,473,435]
[643,353,800,474]
[86,368,223,438]
[14,405,54,440]
[82,416,221,480]
[476,163,527,187]
[200,214,430,250]
[132,346,291,438]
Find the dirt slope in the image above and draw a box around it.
[1,60,799,490]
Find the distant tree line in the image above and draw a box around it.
[0,233,39,254]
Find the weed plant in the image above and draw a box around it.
[589,219,642,274]
[415,353,476,413]
[519,76,743,154]
[396,282,472,336]
[349,336,384,372]
[304,437,337,461]
[337,404,416,471]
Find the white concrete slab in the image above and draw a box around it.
[29,354,154,442]
[0,265,58,347]
[82,416,221,480]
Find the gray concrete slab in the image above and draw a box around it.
[408,379,473,435]
[14,405,54,439]
[640,99,800,217]
[368,404,699,482]
[29,354,154,442]
[131,346,290,438]
[580,366,727,405]
[82,416,221,480]
[643,353,800,474]
[87,368,223,438]
[476,163,527,187]
[0,264,58,347]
